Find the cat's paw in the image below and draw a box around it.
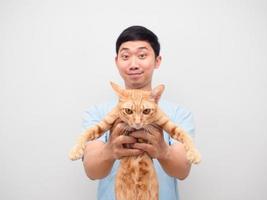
[69,144,84,161]
[186,149,201,164]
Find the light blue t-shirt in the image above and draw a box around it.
[82,99,195,200]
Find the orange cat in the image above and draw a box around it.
[69,82,201,200]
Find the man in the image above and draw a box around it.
[82,25,195,200]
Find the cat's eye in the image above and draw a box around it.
[143,109,151,115]
[124,108,133,115]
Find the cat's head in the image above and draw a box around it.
[110,82,165,129]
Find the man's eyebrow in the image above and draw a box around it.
[138,47,148,50]
[119,47,129,52]
[119,46,149,53]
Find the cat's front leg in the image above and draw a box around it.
[69,108,119,160]
[69,124,106,160]
[155,109,201,164]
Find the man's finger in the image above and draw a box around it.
[119,148,143,158]
[111,122,127,137]
[116,135,137,144]
[130,131,153,143]
[132,143,153,152]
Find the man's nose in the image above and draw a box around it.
[129,57,139,70]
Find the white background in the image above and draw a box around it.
[1,0,267,199]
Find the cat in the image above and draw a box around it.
[69,82,201,200]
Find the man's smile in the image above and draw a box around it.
[127,72,144,79]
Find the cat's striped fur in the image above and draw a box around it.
[69,82,201,200]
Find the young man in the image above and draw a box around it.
[82,26,195,200]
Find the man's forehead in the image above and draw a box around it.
[119,41,152,52]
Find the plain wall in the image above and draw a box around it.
[1,0,267,199]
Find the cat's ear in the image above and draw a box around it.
[151,84,165,103]
[110,82,127,98]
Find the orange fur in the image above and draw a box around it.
[69,82,201,200]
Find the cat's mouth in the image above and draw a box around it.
[123,127,143,135]
[122,127,148,148]
[133,124,143,130]
[128,123,143,130]
[125,127,141,132]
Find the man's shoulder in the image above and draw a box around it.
[159,99,192,120]
[84,99,117,117]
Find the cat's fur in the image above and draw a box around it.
[69,82,201,200]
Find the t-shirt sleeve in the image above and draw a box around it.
[82,105,107,143]
[169,106,196,145]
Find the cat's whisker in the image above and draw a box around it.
[143,126,150,134]
[70,83,201,200]
[150,123,161,130]
[144,125,153,135]
[122,125,134,135]
[122,126,129,135]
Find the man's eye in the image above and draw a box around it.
[121,55,129,60]
[138,54,146,59]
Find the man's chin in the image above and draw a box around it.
[128,82,148,90]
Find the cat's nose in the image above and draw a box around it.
[134,123,142,130]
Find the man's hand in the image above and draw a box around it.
[106,122,144,160]
[130,125,170,160]
[83,121,143,180]
[130,125,191,179]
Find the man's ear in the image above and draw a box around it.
[110,81,127,98]
[154,55,162,69]
[151,84,165,103]
[115,55,118,64]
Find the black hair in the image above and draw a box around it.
[116,25,160,57]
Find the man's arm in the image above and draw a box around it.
[83,140,115,180]
[157,142,191,180]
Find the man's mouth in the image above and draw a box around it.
[127,72,143,78]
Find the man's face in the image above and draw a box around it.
[115,40,161,90]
